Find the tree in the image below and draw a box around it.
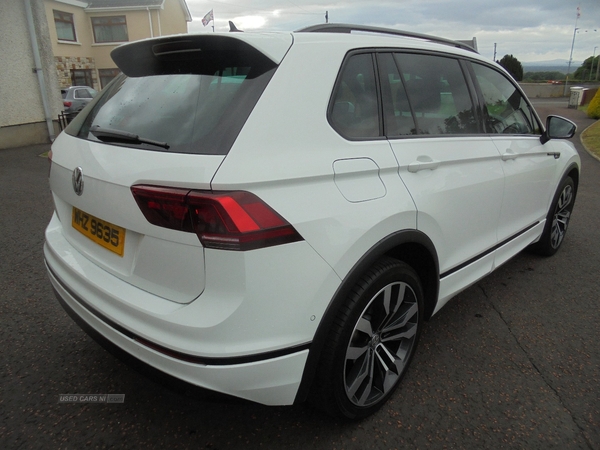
[574,56,599,81]
[497,54,524,81]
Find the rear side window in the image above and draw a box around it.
[472,63,540,135]
[66,37,277,155]
[329,53,381,139]
[394,53,478,135]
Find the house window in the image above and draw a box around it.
[98,69,121,88]
[91,16,128,43]
[53,10,76,42]
[71,69,93,87]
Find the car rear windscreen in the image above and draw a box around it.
[65,36,278,155]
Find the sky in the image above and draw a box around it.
[184,0,599,64]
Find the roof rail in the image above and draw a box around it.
[295,23,478,53]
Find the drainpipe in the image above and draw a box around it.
[25,0,55,142]
[147,7,154,37]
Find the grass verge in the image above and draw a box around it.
[581,120,600,160]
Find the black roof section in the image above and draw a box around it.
[296,23,478,53]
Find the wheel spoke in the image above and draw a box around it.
[356,317,373,336]
[346,349,375,405]
[381,322,418,343]
[381,283,406,331]
[346,343,369,361]
[380,302,418,335]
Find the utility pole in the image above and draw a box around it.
[325,11,328,24]
[564,6,581,96]
[493,43,497,61]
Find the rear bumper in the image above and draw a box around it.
[44,213,341,405]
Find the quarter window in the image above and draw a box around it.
[91,16,128,43]
[394,53,478,135]
[472,63,539,135]
[329,53,381,138]
[53,10,76,42]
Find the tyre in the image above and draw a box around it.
[530,176,576,256]
[310,258,424,419]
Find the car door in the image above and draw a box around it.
[469,62,556,266]
[379,52,505,307]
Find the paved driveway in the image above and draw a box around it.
[0,102,598,449]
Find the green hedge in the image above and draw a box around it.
[589,89,600,119]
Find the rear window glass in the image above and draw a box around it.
[66,37,277,155]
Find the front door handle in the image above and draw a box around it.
[408,156,440,173]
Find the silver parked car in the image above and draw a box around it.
[61,86,98,116]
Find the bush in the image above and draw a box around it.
[588,89,600,119]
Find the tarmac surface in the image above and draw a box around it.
[0,99,598,449]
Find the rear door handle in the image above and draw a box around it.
[501,150,518,161]
[408,156,440,173]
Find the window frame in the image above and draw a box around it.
[91,16,129,44]
[327,49,386,141]
[98,68,121,89]
[70,69,93,88]
[329,48,488,141]
[465,61,543,136]
[53,10,77,42]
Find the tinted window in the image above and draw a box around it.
[377,53,416,136]
[74,89,92,99]
[472,63,539,135]
[66,43,277,155]
[329,53,380,138]
[394,53,478,135]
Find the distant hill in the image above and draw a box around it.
[522,59,582,74]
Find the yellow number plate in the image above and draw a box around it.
[72,207,126,257]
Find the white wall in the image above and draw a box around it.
[0,0,62,148]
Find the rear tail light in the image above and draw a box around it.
[63,101,72,108]
[131,185,303,251]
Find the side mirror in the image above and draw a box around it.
[540,115,577,144]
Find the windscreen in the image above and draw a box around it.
[66,36,277,155]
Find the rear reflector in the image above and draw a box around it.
[131,185,303,251]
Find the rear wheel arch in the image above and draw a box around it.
[295,230,439,405]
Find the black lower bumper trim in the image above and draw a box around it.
[46,261,311,366]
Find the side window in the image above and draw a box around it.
[394,53,478,135]
[329,53,380,138]
[377,53,416,136]
[74,89,92,99]
[472,63,539,135]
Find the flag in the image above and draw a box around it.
[202,9,214,27]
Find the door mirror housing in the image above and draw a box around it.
[540,115,577,144]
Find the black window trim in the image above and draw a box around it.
[329,47,509,141]
[327,48,387,142]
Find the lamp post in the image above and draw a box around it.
[564,27,579,95]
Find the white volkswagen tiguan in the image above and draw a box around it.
[44,24,580,419]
